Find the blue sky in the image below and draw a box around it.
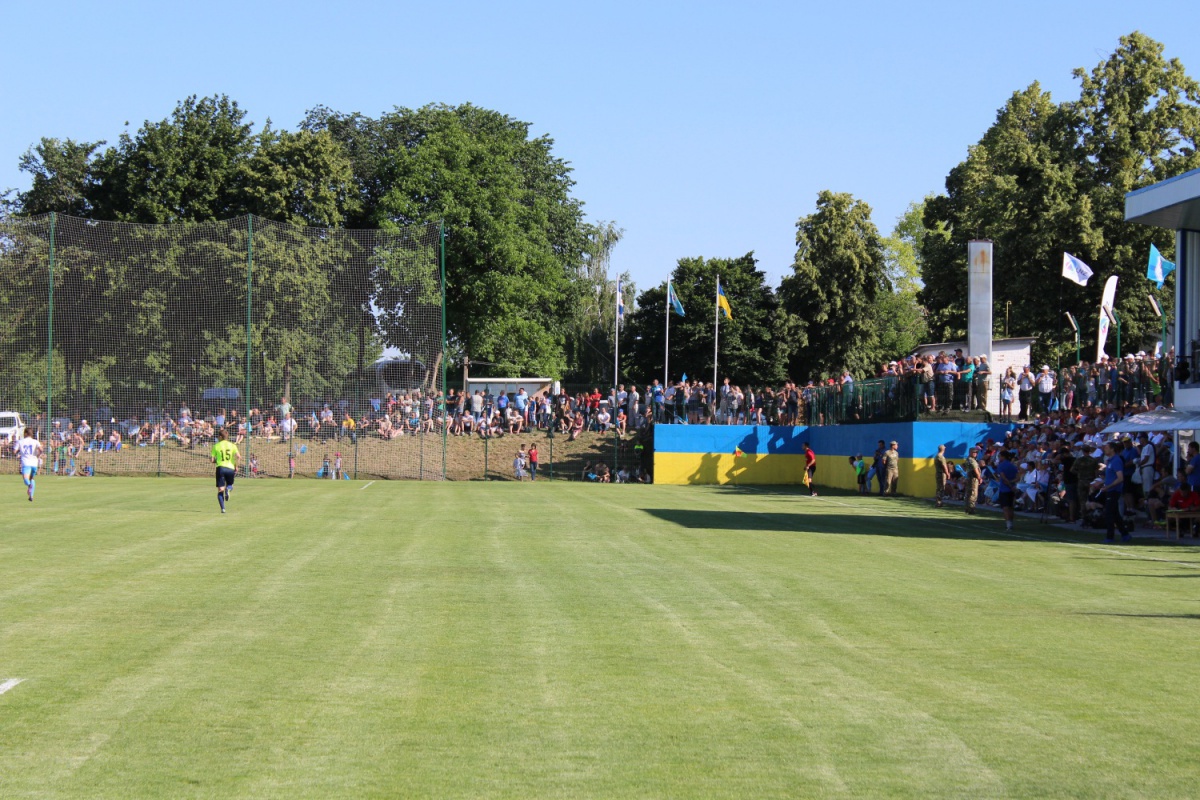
[3,1,1197,294]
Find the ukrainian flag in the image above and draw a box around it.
[717,282,732,319]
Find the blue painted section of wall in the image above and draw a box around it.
[654,421,1015,490]
[655,422,1012,459]
[655,424,809,455]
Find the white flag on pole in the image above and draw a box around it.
[1062,253,1093,286]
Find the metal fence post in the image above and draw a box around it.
[46,212,55,441]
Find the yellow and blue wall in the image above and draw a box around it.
[654,422,1013,496]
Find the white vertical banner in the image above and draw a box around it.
[967,240,995,412]
[1097,275,1119,362]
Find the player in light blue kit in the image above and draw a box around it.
[13,427,44,502]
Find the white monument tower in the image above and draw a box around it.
[967,240,995,410]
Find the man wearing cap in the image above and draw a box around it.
[957,358,975,411]
[964,446,982,513]
[1036,365,1056,414]
[883,440,900,496]
[974,356,991,413]
[1017,366,1035,421]
[934,444,950,507]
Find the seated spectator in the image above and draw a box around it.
[1169,479,1200,536]
[568,412,585,442]
[596,408,612,432]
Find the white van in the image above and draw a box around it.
[0,411,25,445]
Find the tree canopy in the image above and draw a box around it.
[920,32,1200,363]
[622,253,788,387]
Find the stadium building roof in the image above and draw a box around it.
[1125,167,1200,229]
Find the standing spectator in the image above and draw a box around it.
[956,358,975,410]
[871,439,886,495]
[528,443,539,482]
[514,446,528,481]
[1036,365,1056,413]
[974,356,991,412]
[1102,441,1132,542]
[1017,366,1035,421]
[934,355,955,413]
[996,450,1019,531]
[934,444,950,507]
[883,440,900,497]
[853,454,868,494]
[1000,368,1016,421]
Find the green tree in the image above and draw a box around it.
[563,221,626,384]
[310,103,591,377]
[623,254,787,387]
[13,138,104,217]
[921,33,1199,363]
[780,191,890,379]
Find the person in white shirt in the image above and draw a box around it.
[1017,367,1036,420]
[1035,365,1057,414]
[1138,433,1157,499]
[13,427,43,502]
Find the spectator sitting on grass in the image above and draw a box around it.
[596,407,612,433]
[568,412,585,442]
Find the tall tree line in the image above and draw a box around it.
[4,31,1197,395]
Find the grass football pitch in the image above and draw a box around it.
[2,478,1199,798]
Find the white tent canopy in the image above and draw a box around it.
[1101,408,1200,434]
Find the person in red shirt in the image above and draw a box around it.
[803,442,817,497]
[1169,480,1200,537]
[1169,481,1200,511]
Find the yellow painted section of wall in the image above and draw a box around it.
[654,453,806,485]
[655,453,940,497]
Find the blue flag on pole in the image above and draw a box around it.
[616,279,625,321]
[667,281,685,316]
[1147,243,1175,289]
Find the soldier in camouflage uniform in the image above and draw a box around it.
[964,446,982,514]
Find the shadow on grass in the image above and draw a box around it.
[1113,573,1200,579]
[1077,612,1200,620]
[640,507,1034,542]
[646,486,1200,550]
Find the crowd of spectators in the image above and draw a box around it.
[934,399,1191,538]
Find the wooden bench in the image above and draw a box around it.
[1165,510,1200,541]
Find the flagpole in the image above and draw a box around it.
[664,282,670,389]
[713,276,720,390]
[614,280,620,392]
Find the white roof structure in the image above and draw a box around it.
[1102,407,1200,435]
[1125,167,1200,228]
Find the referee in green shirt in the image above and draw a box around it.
[210,428,240,513]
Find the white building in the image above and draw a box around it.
[912,337,1036,416]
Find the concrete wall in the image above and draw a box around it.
[654,421,1013,496]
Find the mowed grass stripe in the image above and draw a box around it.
[1,480,1199,797]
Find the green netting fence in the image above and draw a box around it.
[0,213,447,479]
